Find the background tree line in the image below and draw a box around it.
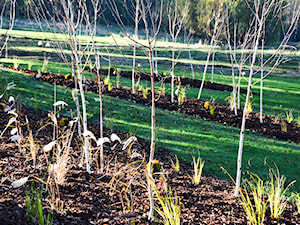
[1,0,299,43]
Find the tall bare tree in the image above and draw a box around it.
[107,0,164,220]
[0,0,16,58]
[29,0,102,174]
[167,0,189,103]
[197,1,225,100]
[234,0,300,197]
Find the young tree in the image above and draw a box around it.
[0,0,16,58]
[234,0,300,197]
[107,0,163,220]
[29,0,102,174]
[197,1,225,100]
[167,0,189,103]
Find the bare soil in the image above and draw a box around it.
[0,105,299,224]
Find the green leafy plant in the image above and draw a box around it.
[189,153,205,185]
[221,168,267,225]
[147,159,162,174]
[266,166,295,219]
[149,177,181,225]
[139,85,151,99]
[225,92,236,111]
[88,59,94,70]
[169,155,180,172]
[25,180,53,225]
[240,173,267,225]
[285,110,294,123]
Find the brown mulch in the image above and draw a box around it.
[0,105,299,224]
[85,68,253,95]
[3,65,299,144]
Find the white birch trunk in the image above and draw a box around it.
[260,39,264,123]
[235,17,263,197]
[131,0,139,94]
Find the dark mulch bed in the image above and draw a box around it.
[85,68,253,95]
[3,65,299,144]
[0,105,299,224]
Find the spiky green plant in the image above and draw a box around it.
[149,177,181,225]
[266,167,295,219]
[189,154,205,185]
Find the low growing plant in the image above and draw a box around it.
[266,166,295,219]
[175,85,186,105]
[240,173,267,225]
[149,177,181,225]
[189,153,205,185]
[221,168,267,225]
[285,110,294,123]
[25,180,53,225]
[169,155,180,172]
[292,193,300,214]
[280,120,287,132]
[104,75,113,91]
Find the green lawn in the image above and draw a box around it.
[1,58,299,119]
[1,69,299,191]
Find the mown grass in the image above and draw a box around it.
[1,58,299,119]
[1,69,299,191]
[3,28,300,73]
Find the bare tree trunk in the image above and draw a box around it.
[260,38,264,123]
[96,52,104,173]
[132,0,139,94]
[0,0,16,58]
[188,46,194,79]
[235,8,263,197]
[147,47,156,221]
[211,45,215,84]
[197,40,213,99]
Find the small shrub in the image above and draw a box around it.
[13,56,20,69]
[175,85,186,105]
[240,173,267,225]
[25,180,53,225]
[204,101,211,109]
[147,159,162,173]
[104,75,113,91]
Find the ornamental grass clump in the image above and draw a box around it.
[292,193,300,214]
[189,153,205,185]
[169,155,180,172]
[266,167,295,219]
[239,173,267,225]
[149,177,181,225]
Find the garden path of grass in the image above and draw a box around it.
[1,69,299,191]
